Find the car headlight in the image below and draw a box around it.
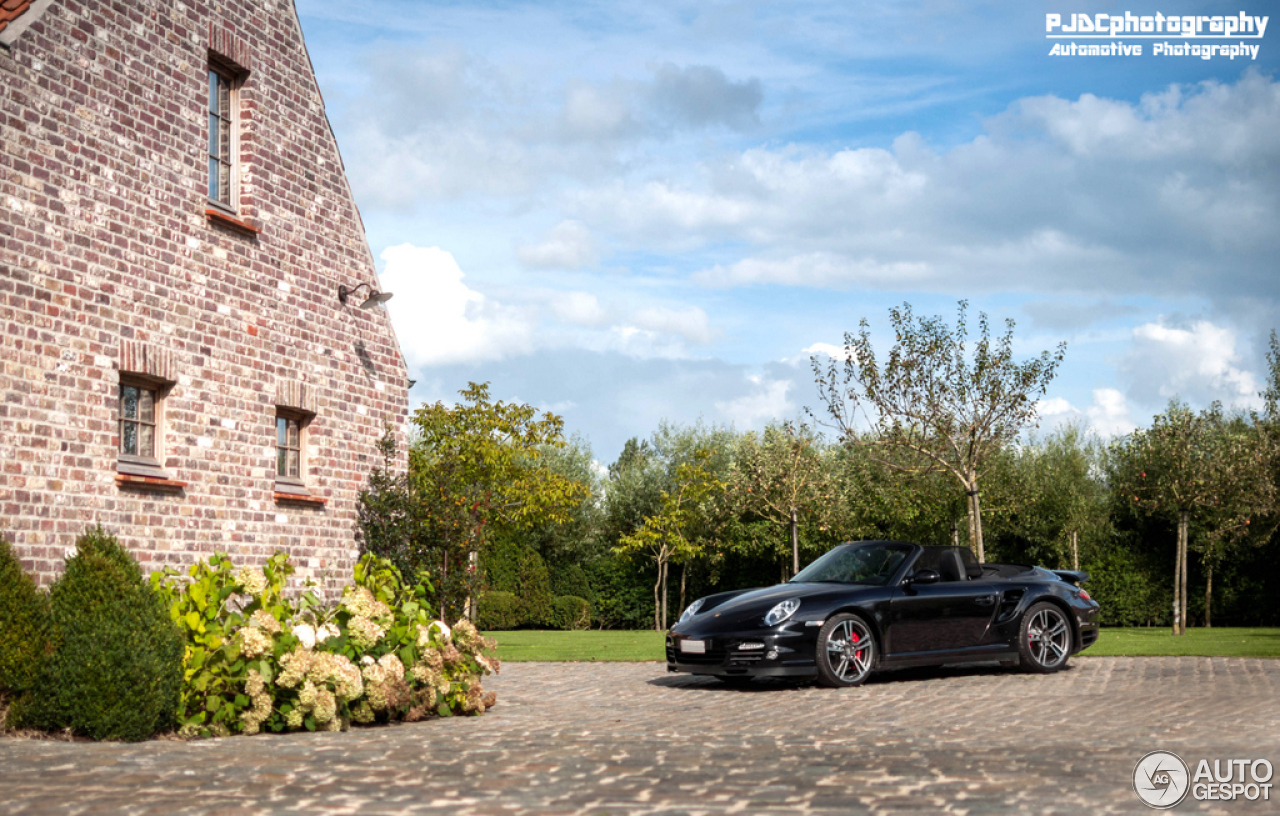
[764,598,800,626]
[678,598,705,624]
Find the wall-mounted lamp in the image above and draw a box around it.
[338,282,394,309]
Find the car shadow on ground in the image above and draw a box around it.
[647,661,1078,692]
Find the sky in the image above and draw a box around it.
[294,0,1280,465]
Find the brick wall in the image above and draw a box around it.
[0,0,409,593]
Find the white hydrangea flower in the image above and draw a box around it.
[292,623,317,650]
[236,566,268,597]
[316,623,340,643]
[237,626,272,658]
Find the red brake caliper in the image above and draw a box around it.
[851,630,862,661]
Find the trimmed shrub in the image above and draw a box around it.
[477,591,524,630]
[550,563,595,604]
[480,536,524,595]
[549,595,591,631]
[23,527,183,741]
[585,554,655,629]
[0,539,52,727]
[516,547,554,626]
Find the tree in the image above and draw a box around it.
[733,422,831,575]
[616,450,724,630]
[987,425,1111,569]
[812,301,1065,561]
[1125,402,1276,634]
[401,382,589,621]
[357,428,422,577]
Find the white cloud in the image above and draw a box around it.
[379,243,534,366]
[789,342,856,365]
[1086,388,1136,436]
[1036,397,1074,418]
[518,220,599,270]
[571,71,1280,303]
[648,63,762,131]
[630,306,715,345]
[1036,389,1135,437]
[694,252,931,289]
[561,82,640,140]
[1121,318,1262,409]
[550,291,608,326]
[715,376,794,428]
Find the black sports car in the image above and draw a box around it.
[667,540,1100,687]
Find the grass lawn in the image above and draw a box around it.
[483,630,666,662]
[1081,627,1280,658]
[483,627,1280,662]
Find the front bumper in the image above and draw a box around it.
[666,626,819,678]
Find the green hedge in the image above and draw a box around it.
[21,527,183,741]
[477,591,524,630]
[549,595,591,630]
[0,539,52,727]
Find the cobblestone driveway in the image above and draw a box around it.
[2,657,1278,814]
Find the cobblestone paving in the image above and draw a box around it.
[2,657,1279,814]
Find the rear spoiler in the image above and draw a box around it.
[1051,569,1089,586]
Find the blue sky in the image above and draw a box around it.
[295,0,1280,463]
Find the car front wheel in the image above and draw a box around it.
[815,613,875,688]
[1018,602,1072,673]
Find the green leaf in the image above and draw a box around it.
[437,703,452,717]
[304,716,316,732]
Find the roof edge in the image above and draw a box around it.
[0,0,55,49]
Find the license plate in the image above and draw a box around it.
[679,639,706,654]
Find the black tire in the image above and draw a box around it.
[1018,602,1072,673]
[815,613,875,688]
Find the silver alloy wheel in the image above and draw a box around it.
[1026,606,1070,668]
[825,616,874,683]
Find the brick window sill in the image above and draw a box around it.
[274,491,328,506]
[116,474,188,491]
[205,208,261,237]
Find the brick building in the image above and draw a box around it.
[0,0,409,591]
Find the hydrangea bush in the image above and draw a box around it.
[153,552,498,738]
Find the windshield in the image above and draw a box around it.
[791,542,913,586]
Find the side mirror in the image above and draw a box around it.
[910,569,941,585]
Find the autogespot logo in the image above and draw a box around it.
[1134,751,1190,809]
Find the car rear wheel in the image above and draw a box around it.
[1018,602,1072,673]
[815,613,875,688]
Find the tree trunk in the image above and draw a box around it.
[1172,512,1184,636]
[951,517,959,548]
[1071,530,1079,571]
[660,559,669,631]
[653,558,664,631]
[969,486,986,563]
[1179,511,1189,634]
[965,490,978,556]
[1205,561,1213,628]
[679,563,686,620]
[790,506,800,575]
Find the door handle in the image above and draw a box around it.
[976,595,996,606]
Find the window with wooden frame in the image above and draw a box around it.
[207,65,236,210]
[117,375,169,479]
[274,409,311,495]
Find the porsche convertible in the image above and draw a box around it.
[666,540,1100,687]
